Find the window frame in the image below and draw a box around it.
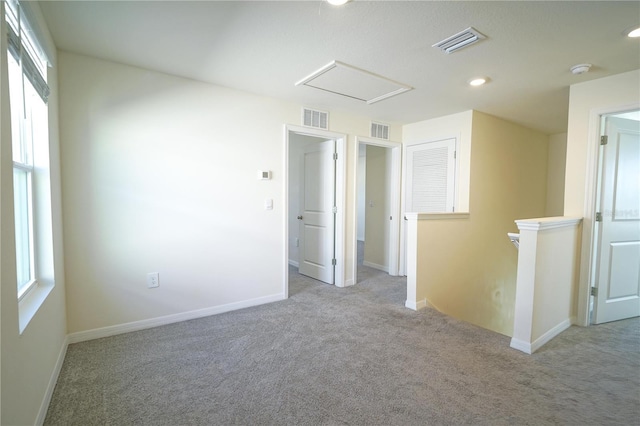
[5,0,50,303]
[13,162,36,299]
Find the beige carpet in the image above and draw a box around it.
[45,264,639,425]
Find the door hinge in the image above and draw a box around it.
[390,216,393,220]
[333,152,338,160]
[600,135,608,145]
[595,212,603,222]
[331,258,337,266]
[332,206,337,214]
[454,150,457,159]
[591,287,598,297]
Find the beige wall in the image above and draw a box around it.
[58,51,401,334]
[407,111,549,336]
[546,133,567,216]
[565,69,640,325]
[1,3,67,425]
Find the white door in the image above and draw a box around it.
[298,140,336,284]
[593,116,640,324]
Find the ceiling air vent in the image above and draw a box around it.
[302,108,329,130]
[370,122,389,140]
[432,27,486,54]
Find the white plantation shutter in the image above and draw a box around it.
[406,139,456,212]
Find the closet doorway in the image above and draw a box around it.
[353,137,401,283]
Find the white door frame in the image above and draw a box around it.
[352,136,402,283]
[576,102,640,326]
[284,124,347,297]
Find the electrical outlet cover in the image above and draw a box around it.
[147,272,159,288]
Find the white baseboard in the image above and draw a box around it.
[510,318,572,355]
[531,319,572,353]
[344,278,354,287]
[405,299,427,311]
[67,293,285,344]
[36,335,69,425]
[288,259,299,268]
[510,337,532,354]
[363,261,389,273]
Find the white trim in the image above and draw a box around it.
[531,319,572,353]
[576,102,640,327]
[344,278,354,287]
[509,338,533,354]
[18,282,53,334]
[335,134,347,288]
[405,299,427,311]
[67,293,285,344]
[288,259,299,268]
[510,319,571,354]
[363,261,389,272]
[404,212,470,221]
[515,216,582,231]
[36,335,69,425]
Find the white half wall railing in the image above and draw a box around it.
[404,212,470,311]
[510,217,583,354]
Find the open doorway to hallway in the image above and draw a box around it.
[284,125,347,298]
[590,109,640,324]
[354,137,401,284]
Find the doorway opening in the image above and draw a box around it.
[353,136,401,285]
[589,109,640,324]
[285,125,347,298]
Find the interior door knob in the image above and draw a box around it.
[297,215,303,220]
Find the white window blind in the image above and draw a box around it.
[5,0,50,103]
[406,139,456,212]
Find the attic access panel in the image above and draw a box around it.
[295,61,413,104]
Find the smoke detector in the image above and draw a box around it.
[570,63,592,75]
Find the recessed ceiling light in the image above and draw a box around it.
[627,26,640,38]
[468,77,488,87]
[327,0,350,5]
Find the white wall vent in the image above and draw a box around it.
[370,122,389,140]
[432,27,486,54]
[302,108,329,130]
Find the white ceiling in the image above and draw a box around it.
[38,0,640,135]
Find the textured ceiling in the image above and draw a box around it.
[38,0,640,134]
